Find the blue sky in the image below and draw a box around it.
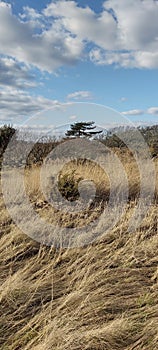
[0,0,158,130]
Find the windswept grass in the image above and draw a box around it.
[0,152,158,349]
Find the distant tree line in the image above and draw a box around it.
[139,125,158,157]
[99,125,158,157]
[0,123,157,167]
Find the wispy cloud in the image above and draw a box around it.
[0,87,60,122]
[120,97,127,102]
[67,90,93,100]
[122,107,158,116]
[122,109,144,116]
[69,115,77,120]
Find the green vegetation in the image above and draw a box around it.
[0,124,15,157]
[58,169,83,202]
[65,121,102,138]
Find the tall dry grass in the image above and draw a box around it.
[0,152,158,349]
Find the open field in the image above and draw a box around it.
[0,151,158,349]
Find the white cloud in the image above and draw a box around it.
[0,0,158,128]
[122,107,158,116]
[147,107,158,115]
[90,49,137,68]
[69,115,77,120]
[120,97,127,102]
[44,0,158,69]
[0,87,60,122]
[90,49,158,69]
[44,0,117,50]
[21,6,42,20]
[105,0,158,49]
[122,109,144,116]
[0,2,83,72]
[0,57,36,89]
[67,90,93,100]
[0,1,158,71]
[19,6,44,30]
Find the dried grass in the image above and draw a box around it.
[0,153,158,349]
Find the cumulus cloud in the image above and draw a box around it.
[44,0,158,69]
[89,49,134,68]
[0,1,158,71]
[20,6,42,21]
[0,87,60,122]
[105,0,158,49]
[90,49,158,69]
[43,0,117,50]
[0,1,158,127]
[67,90,93,100]
[0,57,36,89]
[0,2,83,72]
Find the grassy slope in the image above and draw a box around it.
[0,153,158,350]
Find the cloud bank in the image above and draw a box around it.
[0,1,158,123]
[0,1,158,71]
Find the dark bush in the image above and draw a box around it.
[0,125,16,156]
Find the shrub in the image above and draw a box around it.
[0,125,16,156]
[58,170,83,201]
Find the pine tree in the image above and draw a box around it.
[65,121,102,138]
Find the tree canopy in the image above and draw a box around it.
[65,121,102,138]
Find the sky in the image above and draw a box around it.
[0,0,158,131]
